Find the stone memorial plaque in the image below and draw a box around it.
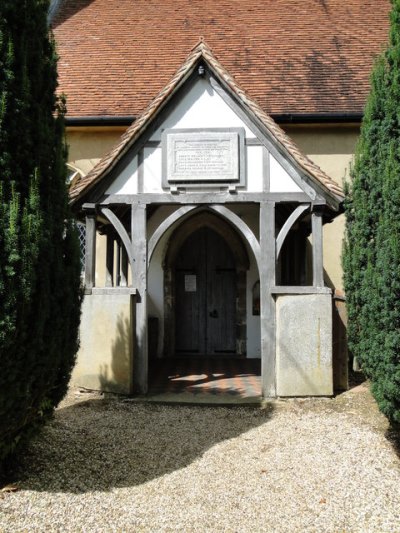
[163,128,244,184]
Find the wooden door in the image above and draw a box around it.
[175,227,236,356]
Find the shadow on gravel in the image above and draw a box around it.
[12,398,274,494]
[385,425,400,460]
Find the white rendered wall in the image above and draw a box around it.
[150,78,256,140]
[269,154,303,193]
[143,147,163,193]
[106,155,138,195]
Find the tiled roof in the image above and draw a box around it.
[53,0,390,118]
[69,41,344,205]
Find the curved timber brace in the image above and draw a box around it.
[100,207,135,276]
[276,204,310,260]
[147,204,261,270]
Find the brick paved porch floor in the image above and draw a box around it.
[148,357,261,400]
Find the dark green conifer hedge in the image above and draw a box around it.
[0,0,82,468]
[343,0,400,424]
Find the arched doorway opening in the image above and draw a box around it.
[163,211,249,358]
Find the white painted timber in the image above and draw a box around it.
[106,154,138,195]
[150,78,256,141]
[276,293,333,396]
[269,153,303,193]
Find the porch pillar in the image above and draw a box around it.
[84,212,96,290]
[312,210,324,288]
[260,201,276,397]
[131,203,148,394]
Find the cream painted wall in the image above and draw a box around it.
[68,127,124,176]
[284,125,359,291]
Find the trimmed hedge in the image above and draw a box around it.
[343,0,400,424]
[0,0,82,468]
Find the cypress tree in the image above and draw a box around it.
[343,0,400,423]
[0,0,82,467]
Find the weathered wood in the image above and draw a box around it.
[84,213,96,289]
[137,149,144,193]
[148,205,197,264]
[276,204,310,259]
[101,192,318,206]
[145,140,161,148]
[131,203,148,394]
[245,138,262,146]
[173,227,238,356]
[312,211,324,288]
[115,240,121,286]
[100,207,134,273]
[210,205,261,268]
[120,247,128,287]
[105,232,114,287]
[263,146,270,192]
[260,201,276,397]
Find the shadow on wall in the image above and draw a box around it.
[15,398,274,494]
[99,313,132,394]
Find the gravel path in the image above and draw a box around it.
[0,383,399,532]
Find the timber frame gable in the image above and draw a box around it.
[70,40,344,210]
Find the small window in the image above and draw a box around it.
[76,221,86,272]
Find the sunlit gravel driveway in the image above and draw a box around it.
[1,383,399,532]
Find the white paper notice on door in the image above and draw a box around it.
[185,274,197,292]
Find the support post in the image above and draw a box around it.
[84,212,96,290]
[131,203,148,394]
[260,201,276,397]
[116,240,121,287]
[312,211,324,288]
[120,247,128,287]
[105,231,114,287]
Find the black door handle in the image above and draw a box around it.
[209,309,218,318]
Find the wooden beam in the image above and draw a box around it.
[120,246,128,287]
[101,192,316,206]
[84,213,96,289]
[131,203,148,394]
[137,148,144,193]
[210,205,261,269]
[100,207,134,274]
[148,205,197,264]
[262,146,270,192]
[312,211,324,288]
[105,232,114,287]
[276,204,310,259]
[260,201,276,397]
